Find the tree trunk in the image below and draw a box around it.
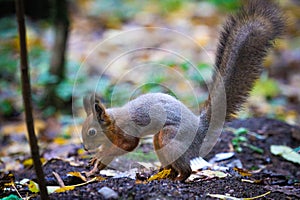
[47,0,70,110]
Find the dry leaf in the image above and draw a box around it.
[54,185,75,193]
[270,145,300,164]
[67,171,87,182]
[233,167,252,177]
[28,180,39,193]
[23,158,46,167]
[148,169,171,181]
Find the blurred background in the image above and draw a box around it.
[0,0,299,154]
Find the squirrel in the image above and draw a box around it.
[81,0,285,181]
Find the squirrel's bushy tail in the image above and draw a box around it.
[209,0,285,120]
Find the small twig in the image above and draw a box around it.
[11,183,22,199]
[52,172,65,187]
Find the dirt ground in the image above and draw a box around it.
[6,117,300,199]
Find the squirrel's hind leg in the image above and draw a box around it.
[171,158,192,182]
[153,128,192,182]
[153,130,178,179]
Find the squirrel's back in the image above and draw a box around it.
[124,93,197,131]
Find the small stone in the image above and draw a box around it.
[228,189,234,194]
[98,186,119,199]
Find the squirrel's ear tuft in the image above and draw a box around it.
[83,96,92,116]
[90,94,111,125]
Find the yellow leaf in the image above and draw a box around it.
[53,137,68,145]
[135,180,146,184]
[53,177,99,194]
[77,148,86,155]
[95,176,106,181]
[233,167,252,177]
[55,186,75,193]
[28,180,39,193]
[67,172,87,182]
[23,158,46,167]
[148,169,171,181]
[2,173,15,187]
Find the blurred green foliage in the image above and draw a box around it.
[87,0,185,19]
[0,0,288,121]
[0,17,19,117]
[251,73,280,99]
[124,148,158,162]
[231,128,264,154]
[0,17,83,117]
[210,0,241,11]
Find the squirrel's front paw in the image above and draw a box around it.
[82,170,96,177]
[83,157,100,177]
[88,157,98,166]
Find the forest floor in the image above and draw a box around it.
[1,1,300,199]
[2,117,299,199]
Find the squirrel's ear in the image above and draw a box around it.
[83,96,92,116]
[90,94,111,125]
[94,103,106,123]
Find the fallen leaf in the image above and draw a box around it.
[270,145,300,164]
[54,185,75,193]
[22,158,46,167]
[148,169,171,181]
[53,137,69,145]
[209,152,235,162]
[189,170,228,182]
[0,194,22,200]
[27,177,99,194]
[233,167,252,177]
[200,170,228,178]
[95,176,106,181]
[190,157,212,171]
[67,171,87,182]
[28,180,39,193]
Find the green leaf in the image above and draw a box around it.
[233,127,248,136]
[270,145,300,164]
[235,146,243,153]
[0,194,22,200]
[231,138,239,146]
[237,136,247,142]
[245,144,264,154]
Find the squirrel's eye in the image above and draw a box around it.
[88,128,97,137]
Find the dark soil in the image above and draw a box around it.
[9,117,300,199]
